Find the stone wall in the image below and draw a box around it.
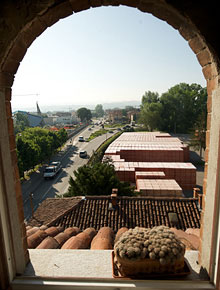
[0,0,220,287]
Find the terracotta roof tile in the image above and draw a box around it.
[91,227,114,250]
[26,226,40,237]
[27,229,48,249]
[64,227,81,237]
[61,228,96,249]
[28,197,82,227]
[54,227,80,247]
[171,228,200,250]
[50,196,200,232]
[54,232,72,247]
[26,224,200,251]
[36,236,59,249]
[45,226,63,237]
[185,228,200,238]
[114,227,128,243]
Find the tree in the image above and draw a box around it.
[64,160,134,197]
[140,102,163,131]
[142,91,159,105]
[139,84,207,134]
[14,112,29,134]
[139,90,162,131]
[94,104,104,118]
[160,83,207,133]
[189,110,207,157]
[16,127,68,177]
[77,107,92,122]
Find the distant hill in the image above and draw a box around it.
[12,100,141,113]
[102,100,140,109]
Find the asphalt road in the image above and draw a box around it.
[22,125,115,221]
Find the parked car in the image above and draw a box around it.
[79,150,87,158]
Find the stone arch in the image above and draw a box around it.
[0,0,219,279]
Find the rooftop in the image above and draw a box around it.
[28,196,200,232]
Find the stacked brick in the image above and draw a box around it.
[104,132,196,196]
[115,162,196,190]
[136,179,183,197]
[105,132,189,162]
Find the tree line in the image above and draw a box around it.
[139,83,207,134]
[76,104,104,122]
[16,127,67,177]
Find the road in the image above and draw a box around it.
[22,125,115,221]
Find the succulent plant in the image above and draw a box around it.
[114,226,185,265]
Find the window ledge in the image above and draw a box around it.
[11,250,215,290]
[23,249,201,279]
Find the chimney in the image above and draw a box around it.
[193,187,200,198]
[111,188,118,207]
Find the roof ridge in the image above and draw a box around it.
[83,195,198,201]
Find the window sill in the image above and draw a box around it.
[11,250,215,290]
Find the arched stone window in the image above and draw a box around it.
[0,1,220,289]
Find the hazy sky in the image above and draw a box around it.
[12,6,206,111]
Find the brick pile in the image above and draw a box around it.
[104,132,196,195]
[114,162,196,190]
[136,179,183,197]
[105,132,189,162]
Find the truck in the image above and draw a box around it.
[43,161,62,179]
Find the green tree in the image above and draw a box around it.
[94,104,104,118]
[139,91,162,131]
[14,112,29,134]
[189,110,207,157]
[142,91,159,105]
[77,107,92,122]
[16,127,68,177]
[65,160,134,197]
[160,83,207,133]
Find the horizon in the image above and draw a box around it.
[12,100,141,113]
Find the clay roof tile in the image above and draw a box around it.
[61,228,96,249]
[26,227,40,237]
[36,236,59,249]
[27,230,48,249]
[45,226,63,237]
[91,227,114,250]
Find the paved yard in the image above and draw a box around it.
[171,134,204,196]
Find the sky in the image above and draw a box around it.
[11,6,206,112]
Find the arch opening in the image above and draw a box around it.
[0,0,219,285]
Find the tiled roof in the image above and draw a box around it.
[49,196,200,232]
[26,225,200,251]
[28,197,82,227]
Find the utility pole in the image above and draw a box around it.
[29,192,34,218]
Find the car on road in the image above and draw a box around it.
[79,150,87,158]
[108,130,114,133]
[78,136,84,142]
[44,161,61,179]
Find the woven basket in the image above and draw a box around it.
[115,253,185,276]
